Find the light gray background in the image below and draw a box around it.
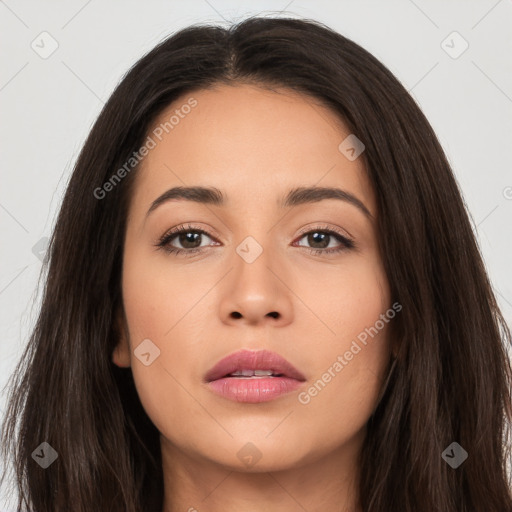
[1,0,511,508]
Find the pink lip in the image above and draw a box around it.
[204,349,306,403]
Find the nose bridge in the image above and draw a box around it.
[232,233,278,296]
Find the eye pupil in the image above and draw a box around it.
[308,232,329,249]
[179,232,201,249]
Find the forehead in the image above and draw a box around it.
[129,83,375,218]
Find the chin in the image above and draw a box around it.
[203,438,315,473]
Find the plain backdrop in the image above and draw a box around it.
[1,0,511,508]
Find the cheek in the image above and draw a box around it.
[302,327,391,410]
[120,249,212,434]
[292,254,392,421]
[292,252,390,341]
[121,248,211,340]
[294,322,392,454]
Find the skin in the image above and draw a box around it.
[112,83,393,512]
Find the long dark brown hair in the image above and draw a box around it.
[1,16,511,512]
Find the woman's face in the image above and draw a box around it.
[113,83,393,472]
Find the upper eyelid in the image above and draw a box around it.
[296,224,352,240]
[163,224,219,240]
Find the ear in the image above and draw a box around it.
[111,306,131,368]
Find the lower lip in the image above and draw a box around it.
[207,376,304,403]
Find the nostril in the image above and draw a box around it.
[230,312,242,319]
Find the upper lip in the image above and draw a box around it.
[205,349,306,382]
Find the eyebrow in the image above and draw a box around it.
[146,185,373,220]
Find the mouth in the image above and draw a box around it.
[204,349,306,403]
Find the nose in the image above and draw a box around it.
[218,244,294,327]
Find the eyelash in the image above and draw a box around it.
[154,223,356,257]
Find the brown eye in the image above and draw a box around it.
[173,231,204,249]
[155,224,217,256]
[294,227,355,254]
